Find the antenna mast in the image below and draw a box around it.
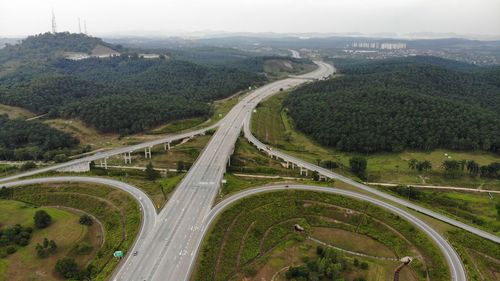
[78,17,81,33]
[84,19,88,34]
[51,9,57,33]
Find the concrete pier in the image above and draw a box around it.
[300,166,308,176]
[124,152,132,164]
[100,157,108,170]
[164,142,171,151]
[145,147,152,158]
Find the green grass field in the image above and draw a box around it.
[251,92,500,190]
[3,182,140,281]
[193,190,448,281]
[0,200,100,281]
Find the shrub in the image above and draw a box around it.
[79,214,93,226]
[6,246,16,255]
[55,257,80,279]
[34,210,52,228]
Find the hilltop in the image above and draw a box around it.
[0,32,121,63]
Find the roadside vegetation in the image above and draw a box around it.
[0,199,103,281]
[378,186,500,235]
[0,182,140,281]
[193,190,448,281]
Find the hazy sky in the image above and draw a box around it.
[1,0,499,37]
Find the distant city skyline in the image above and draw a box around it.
[1,0,499,39]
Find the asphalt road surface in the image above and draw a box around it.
[202,184,467,281]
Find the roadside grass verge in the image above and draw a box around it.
[4,183,140,281]
[0,200,101,281]
[376,186,500,236]
[193,190,448,281]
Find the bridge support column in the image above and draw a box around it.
[285,161,289,168]
[164,142,171,151]
[100,157,108,170]
[319,174,327,181]
[145,147,152,158]
[300,167,308,176]
[124,152,132,164]
[291,163,295,169]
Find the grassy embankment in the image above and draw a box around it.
[1,183,140,281]
[0,200,101,281]
[193,190,449,281]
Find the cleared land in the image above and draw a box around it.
[193,190,449,281]
[0,200,101,281]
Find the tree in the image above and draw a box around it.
[48,240,57,253]
[408,159,418,170]
[416,160,432,172]
[176,161,185,173]
[466,160,480,177]
[55,257,80,279]
[442,160,463,178]
[360,261,369,270]
[79,214,93,226]
[34,210,51,229]
[20,161,36,171]
[349,157,367,180]
[145,162,159,181]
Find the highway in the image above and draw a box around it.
[0,123,218,184]
[112,61,334,281]
[2,176,157,278]
[202,185,467,281]
[1,58,486,281]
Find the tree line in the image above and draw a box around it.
[0,114,79,161]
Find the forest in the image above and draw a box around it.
[285,57,500,154]
[0,33,266,134]
[0,114,79,161]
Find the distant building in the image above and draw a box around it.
[350,42,406,50]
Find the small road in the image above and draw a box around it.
[202,184,467,281]
[243,104,500,245]
[2,176,157,277]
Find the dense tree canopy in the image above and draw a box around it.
[0,114,79,161]
[285,57,500,154]
[0,34,266,134]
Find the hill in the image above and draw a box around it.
[0,32,119,63]
[285,57,500,154]
[0,33,265,134]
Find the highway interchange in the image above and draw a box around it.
[1,57,497,280]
